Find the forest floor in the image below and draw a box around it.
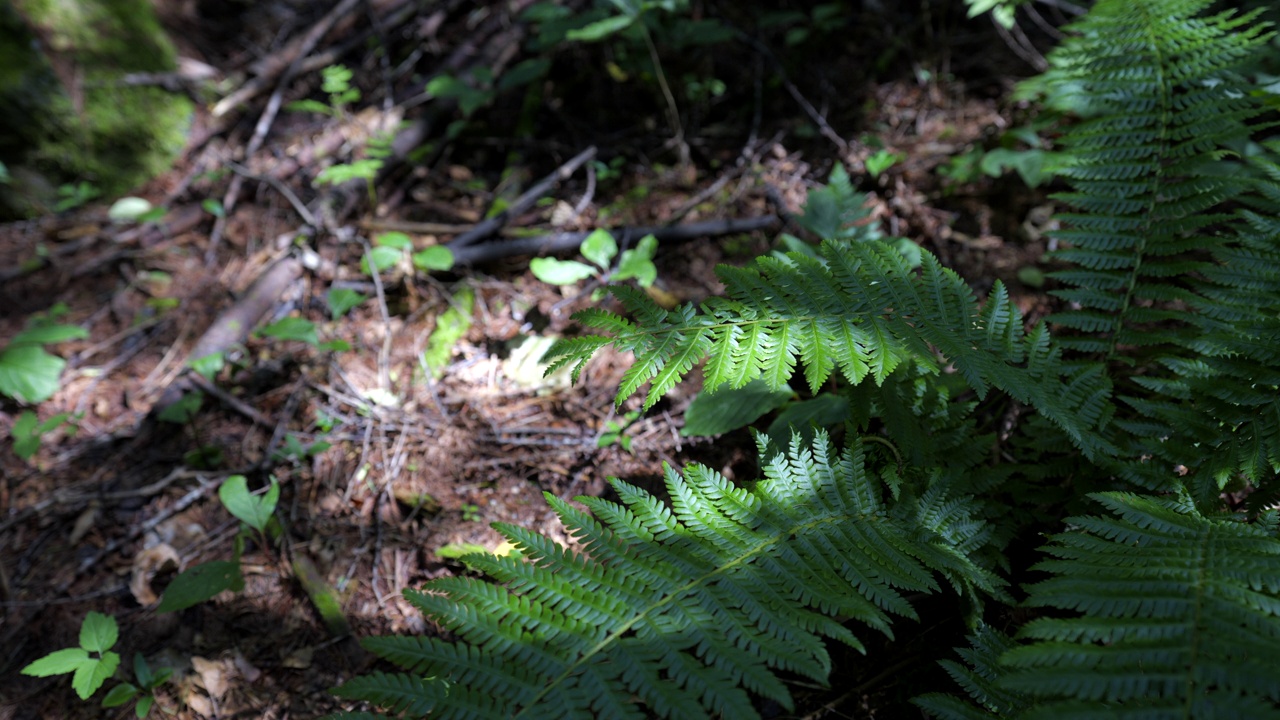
[0,2,1067,717]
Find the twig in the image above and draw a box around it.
[225,160,320,228]
[73,474,223,577]
[360,218,475,235]
[448,215,780,267]
[361,238,395,392]
[448,146,597,249]
[735,32,848,152]
[207,0,362,263]
[212,0,363,118]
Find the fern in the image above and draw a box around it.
[330,0,1280,717]
[1039,0,1271,360]
[922,494,1280,719]
[545,244,1115,460]
[331,433,1002,718]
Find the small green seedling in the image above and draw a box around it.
[597,409,642,452]
[461,504,482,523]
[11,411,75,461]
[530,229,658,289]
[272,433,332,464]
[101,653,173,718]
[864,149,902,178]
[359,231,455,276]
[157,475,279,612]
[287,64,361,116]
[21,612,120,700]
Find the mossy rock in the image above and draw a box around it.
[0,0,193,219]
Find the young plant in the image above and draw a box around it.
[156,475,279,612]
[0,305,87,404]
[530,228,658,289]
[21,612,121,701]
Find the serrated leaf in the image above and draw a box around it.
[258,317,319,346]
[72,651,118,699]
[422,288,474,379]
[21,647,91,676]
[530,257,597,285]
[767,394,850,451]
[80,611,118,653]
[157,561,244,612]
[580,228,618,270]
[681,380,793,437]
[219,475,278,532]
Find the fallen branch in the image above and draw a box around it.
[448,146,597,250]
[447,215,780,267]
[151,254,304,419]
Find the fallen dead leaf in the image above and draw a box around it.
[129,542,180,605]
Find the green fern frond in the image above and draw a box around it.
[547,241,1115,459]
[913,625,1028,720]
[1002,491,1280,717]
[332,432,1003,719]
[1040,0,1272,360]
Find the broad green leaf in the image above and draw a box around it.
[412,246,455,272]
[566,14,634,41]
[259,317,319,346]
[0,345,67,404]
[327,288,366,319]
[189,352,224,380]
[72,651,119,699]
[530,258,596,285]
[580,229,618,270]
[79,611,118,653]
[201,198,226,217]
[136,694,155,718]
[12,411,42,460]
[219,475,278,532]
[11,324,89,346]
[157,391,202,424]
[767,394,850,451]
[102,682,140,708]
[107,197,153,222]
[21,647,90,676]
[681,380,794,437]
[613,235,659,286]
[156,561,244,612]
[361,245,404,275]
[375,231,413,250]
[133,653,152,687]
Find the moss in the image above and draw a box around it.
[1,0,191,217]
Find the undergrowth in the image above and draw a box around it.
[331,1,1280,717]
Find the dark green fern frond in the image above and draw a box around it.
[331,432,1004,719]
[1040,0,1272,359]
[913,626,1028,720]
[545,241,1116,460]
[1002,491,1280,717]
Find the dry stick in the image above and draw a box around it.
[151,255,304,420]
[736,32,848,153]
[206,0,362,263]
[448,215,781,267]
[224,160,319,228]
[446,145,598,250]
